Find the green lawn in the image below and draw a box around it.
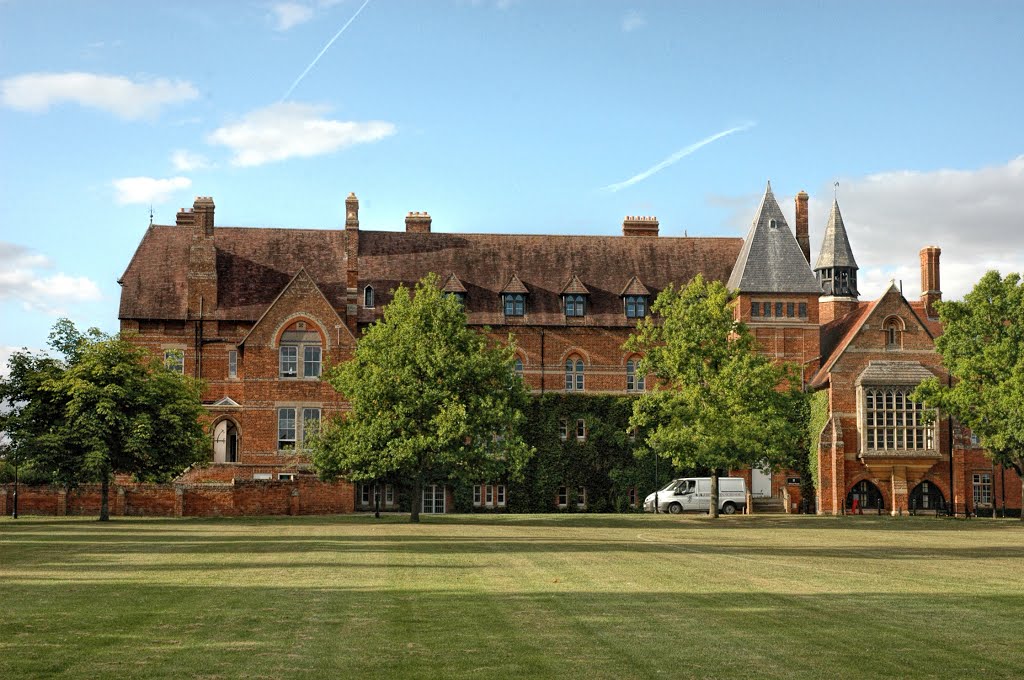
[1,514,1022,679]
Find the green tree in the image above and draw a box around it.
[0,319,210,521]
[625,275,807,517]
[914,271,1024,519]
[311,274,533,522]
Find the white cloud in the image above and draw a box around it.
[206,102,395,167]
[622,10,646,32]
[0,242,102,315]
[170,149,210,171]
[112,176,192,205]
[270,2,315,31]
[722,156,1024,302]
[0,72,198,120]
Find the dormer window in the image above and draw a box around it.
[624,295,647,318]
[448,292,466,308]
[564,294,586,317]
[364,286,375,308]
[503,293,525,316]
[769,218,778,230]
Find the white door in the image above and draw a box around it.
[752,466,772,498]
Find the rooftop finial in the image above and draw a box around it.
[149,204,153,227]
[834,181,839,201]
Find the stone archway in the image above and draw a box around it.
[909,480,945,513]
[846,479,884,513]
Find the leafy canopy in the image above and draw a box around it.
[625,275,807,480]
[312,274,533,514]
[914,271,1024,476]
[0,319,209,518]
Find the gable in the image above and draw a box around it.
[238,268,353,351]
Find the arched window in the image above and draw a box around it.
[564,294,585,317]
[768,218,778,230]
[910,481,945,512]
[565,357,584,391]
[504,293,525,316]
[885,318,901,349]
[846,480,884,511]
[279,320,323,379]
[514,356,524,377]
[364,286,375,308]
[624,295,647,318]
[626,359,645,392]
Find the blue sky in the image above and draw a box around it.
[2,0,1023,365]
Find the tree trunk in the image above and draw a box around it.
[410,471,422,523]
[709,471,719,519]
[99,471,110,522]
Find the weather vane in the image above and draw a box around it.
[149,204,154,227]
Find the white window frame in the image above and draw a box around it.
[559,419,568,441]
[473,485,482,507]
[422,484,445,514]
[301,408,321,447]
[164,348,184,374]
[278,408,296,450]
[485,485,494,506]
[278,473,295,481]
[576,418,586,442]
[253,473,272,481]
[565,358,584,392]
[303,345,322,378]
[279,346,298,378]
[973,473,993,508]
[228,349,238,378]
[497,485,506,507]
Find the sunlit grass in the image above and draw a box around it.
[1,514,1022,679]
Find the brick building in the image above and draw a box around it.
[113,185,1020,516]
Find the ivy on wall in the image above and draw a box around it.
[450,394,691,513]
[807,389,829,496]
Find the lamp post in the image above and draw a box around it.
[11,449,18,520]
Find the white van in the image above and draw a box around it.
[643,477,747,515]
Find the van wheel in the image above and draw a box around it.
[722,502,737,515]
[668,503,682,514]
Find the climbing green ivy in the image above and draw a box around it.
[449,394,691,513]
[807,389,829,495]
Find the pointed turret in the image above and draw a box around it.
[727,182,822,294]
[814,199,859,298]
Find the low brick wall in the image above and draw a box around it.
[0,477,354,518]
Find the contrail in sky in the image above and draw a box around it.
[603,122,756,192]
[280,0,374,102]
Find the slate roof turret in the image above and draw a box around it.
[815,199,859,270]
[727,182,823,294]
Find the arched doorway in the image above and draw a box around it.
[846,480,884,512]
[909,480,944,512]
[213,420,240,463]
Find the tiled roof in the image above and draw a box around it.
[814,200,858,270]
[560,274,590,295]
[620,276,651,296]
[441,273,467,294]
[359,231,742,327]
[727,182,823,294]
[118,225,349,321]
[856,360,937,386]
[500,274,530,295]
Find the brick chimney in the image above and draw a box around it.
[622,216,659,237]
[795,190,810,263]
[344,192,360,332]
[405,211,432,233]
[187,196,217,315]
[920,246,941,318]
[175,207,196,227]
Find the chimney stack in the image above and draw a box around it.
[795,191,810,263]
[193,196,215,237]
[622,216,659,237]
[405,211,432,233]
[345,192,359,230]
[920,246,941,318]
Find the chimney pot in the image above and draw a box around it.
[406,211,432,233]
[345,192,359,230]
[622,215,659,237]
